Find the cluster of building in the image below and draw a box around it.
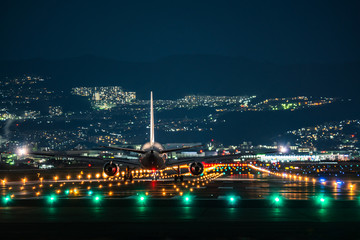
[71,86,136,110]
[0,75,45,87]
[253,96,336,111]
[287,120,359,151]
[0,75,54,107]
[0,75,58,121]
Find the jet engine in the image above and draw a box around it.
[189,162,204,176]
[103,162,119,177]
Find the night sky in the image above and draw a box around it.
[1,0,359,63]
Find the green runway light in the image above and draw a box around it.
[137,195,147,204]
[316,195,329,208]
[228,196,238,205]
[47,195,57,204]
[3,195,11,204]
[88,190,93,196]
[93,195,102,203]
[65,190,70,195]
[183,195,192,205]
[271,195,283,207]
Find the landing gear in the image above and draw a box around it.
[124,174,133,181]
[124,167,133,182]
[152,171,159,181]
[174,165,184,182]
[174,175,184,182]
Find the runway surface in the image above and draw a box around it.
[1,166,360,239]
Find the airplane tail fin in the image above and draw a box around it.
[150,91,155,145]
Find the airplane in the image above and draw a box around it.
[31,92,280,181]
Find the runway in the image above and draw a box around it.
[1,166,360,239]
[1,166,359,201]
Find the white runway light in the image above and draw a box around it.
[279,146,288,154]
[17,147,28,156]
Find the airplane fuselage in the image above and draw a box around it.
[139,142,167,170]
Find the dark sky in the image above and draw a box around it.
[0,0,359,63]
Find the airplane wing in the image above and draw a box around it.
[29,151,141,167]
[165,153,255,167]
[99,146,146,154]
[160,145,203,154]
[165,150,280,167]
